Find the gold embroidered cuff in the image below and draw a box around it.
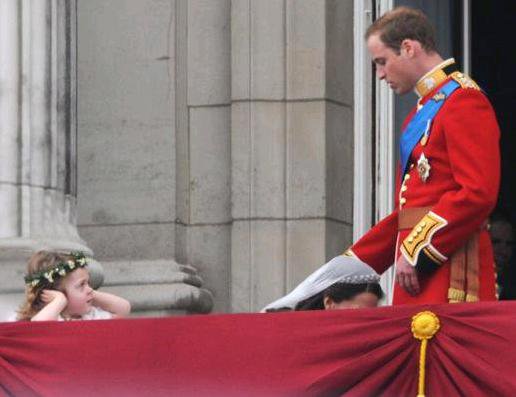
[421,247,441,264]
[401,212,448,266]
[422,244,448,265]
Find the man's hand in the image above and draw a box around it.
[396,255,420,296]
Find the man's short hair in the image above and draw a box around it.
[366,6,437,54]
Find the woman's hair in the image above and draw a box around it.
[294,282,384,311]
[17,251,76,321]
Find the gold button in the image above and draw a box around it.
[416,226,423,233]
[408,237,414,243]
[401,186,408,192]
[404,174,410,181]
[421,222,426,227]
[400,198,406,205]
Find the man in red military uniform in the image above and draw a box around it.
[345,7,500,304]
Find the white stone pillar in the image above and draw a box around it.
[175,0,232,312]
[0,0,22,239]
[231,0,355,312]
[0,1,99,287]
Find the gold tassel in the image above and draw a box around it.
[411,311,441,397]
[447,287,465,303]
[465,294,478,302]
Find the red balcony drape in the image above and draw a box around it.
[1,301,515,396]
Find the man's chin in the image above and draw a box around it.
[393,86,410,95]
[388,84,400,94]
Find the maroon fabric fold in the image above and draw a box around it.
[1,302,515,397]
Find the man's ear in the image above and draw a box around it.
[400,39,419,58]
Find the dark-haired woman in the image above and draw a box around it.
[262,255,382,312]
[295,282,383,310]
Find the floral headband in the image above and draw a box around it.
[24,252,88,287]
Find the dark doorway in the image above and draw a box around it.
[472,1,516,218]
[472,0,516,298]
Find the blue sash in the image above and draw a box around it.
[399,80,460,179]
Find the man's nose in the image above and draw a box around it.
[375,66,386,80]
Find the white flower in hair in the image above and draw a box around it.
[45,272,53,282]
[68,260,75,269]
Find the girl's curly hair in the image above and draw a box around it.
[17,251,76,321]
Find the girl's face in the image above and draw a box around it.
[324,292,379,310]
[60,268,93,317]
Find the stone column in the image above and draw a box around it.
[0,0,98,293]
[175,0,232,312]
[231,0,355,312]
[75,0,213,317]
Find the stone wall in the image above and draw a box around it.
[76,0,355,313]
[230,0,355,311]
[77,0,176,261]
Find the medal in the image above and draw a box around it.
[417,153,431,182]
[432,92,445,102]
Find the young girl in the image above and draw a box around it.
[17,250,131,321]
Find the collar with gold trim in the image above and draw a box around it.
[415,58,458,98]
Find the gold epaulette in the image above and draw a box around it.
[450,71,480,90]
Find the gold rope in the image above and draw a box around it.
[411,311,440,397]
[417,339,428,396]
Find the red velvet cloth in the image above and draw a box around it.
[1,302,516,397]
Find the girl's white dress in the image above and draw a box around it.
[58,306,113,321]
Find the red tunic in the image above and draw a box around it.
[348,72,500,305]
